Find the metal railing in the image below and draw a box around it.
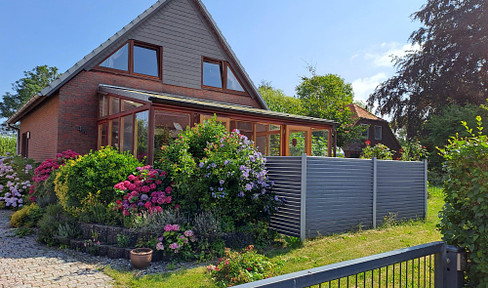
[234,242,465,288]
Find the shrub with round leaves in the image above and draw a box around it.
[438,116,488,285]
[54,146,142,216]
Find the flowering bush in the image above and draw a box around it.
[360,141,394,160]
[54,146,142,216]
[0,155,35,208]
[207,245,274,287]
[155,224,195,257]
[114,165,175,216]
[158,118,283,228]
[400,139,428,161]
[30,150,79,205]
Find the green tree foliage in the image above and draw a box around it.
[422,104,488,172]
[258,82,304,115]
[360,142,394,160]
[0,65,59,120]
[438,117,488,285]
[296,73,362,147]
[368,0,488,137]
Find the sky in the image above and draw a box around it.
[0,0,425,110]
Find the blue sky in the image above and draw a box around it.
[0,0,425,108]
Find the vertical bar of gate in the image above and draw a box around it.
[300,153,308,241]
[434,243,446,288]
[373,157,377,229]
[424,159,428,219]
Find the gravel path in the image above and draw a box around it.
[0,210,115,288]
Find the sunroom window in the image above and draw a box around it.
[98,40,160,78]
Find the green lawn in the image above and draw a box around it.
[105,187,444,288]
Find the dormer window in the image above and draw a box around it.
[98,40,161,79]
[202,58,245,93]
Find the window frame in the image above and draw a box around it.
[201,57,247,95]
[96,40,162,81]
[360,123,369,139]
[374,125,383,141]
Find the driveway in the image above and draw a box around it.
[0,210,113,288]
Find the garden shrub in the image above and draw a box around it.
[54,146,141,217]
[30,150,79,207]
[0,136,16,156]
[207,245,274,287]
[9,203,43,228]
[130,209,187,234]
[438,116,488,286]
[155,224,196,259]
[0,155,35,208]
[360,141,394,160]
[400,138,428,161]
[158,118,283,228]
[37,203,78,246]
[114,165,175,217]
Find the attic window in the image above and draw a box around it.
[202,58,246,93]
[98,40,161,79]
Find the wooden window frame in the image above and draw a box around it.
[201,57,247,96]
[96,40,162,81]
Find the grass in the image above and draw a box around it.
[105,186,445,288]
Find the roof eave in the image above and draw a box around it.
[6,94,43,124]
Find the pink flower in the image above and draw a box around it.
[169,243,179,250]
[128,175,136,181]
[165,186,172,194]
[155,206,162,212]
[156,242,164,251]
[155,180,162,185]
[184,230,194,237]
[123,210,130,216]
[144,201,152,209]
[149,183,156,190]
[166,196,172,204]
[131,191,139,197]
[141,186,150,193]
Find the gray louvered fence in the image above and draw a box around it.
[267,155,427,240]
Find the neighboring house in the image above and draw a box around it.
[343,104,401,158]
[6,0,336,163]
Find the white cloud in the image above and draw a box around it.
[364,42,420,68]
[352,72,388,102]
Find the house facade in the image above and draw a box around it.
[343,104,401,158]
[7,0,336,163]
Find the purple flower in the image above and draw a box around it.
[210,163,217,168]
[238,191,245,197]
[25,164,32,170]
[218,187,224,192]
[156,242,164,251]
[212,192,216,198]
[209,187,214,191]
[224,160,229,165]
[199,162,204,168]
[169,243,179,250]
[219,180,225,185]
[184,230,194,237]
[140,194,149,201]
[249,155,255,162]
[245,183,253,191]
[239,165,246,171]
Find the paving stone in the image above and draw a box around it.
[0,210,113,288]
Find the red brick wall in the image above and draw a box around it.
[19,94,59,162]
[55,70,263,155]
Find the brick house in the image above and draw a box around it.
[343,104,401,158]
[6,0,336,163]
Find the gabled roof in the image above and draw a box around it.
[7,0,268,124]
[347,103,384,121]
[99,84,338,126]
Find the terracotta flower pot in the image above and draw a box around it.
[130,248,153,269]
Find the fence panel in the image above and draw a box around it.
[376,160,426,225]
[266,156,427,238]
[306,157,374,237]
[267,156,302,237]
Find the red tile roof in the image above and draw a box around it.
[347,103,383,121]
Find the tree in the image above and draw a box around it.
[421,103,488,172]
[0,65,59,120]
[296,72,362,147]
[367,0,488,138]
[258,81,304,115]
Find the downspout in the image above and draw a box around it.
[333,124,337,157]
[7,124,20,155]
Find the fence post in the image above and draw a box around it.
[435,244,466,288]
[424,159,428,219]
[372,157,377,229]
[300,153,308,241]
